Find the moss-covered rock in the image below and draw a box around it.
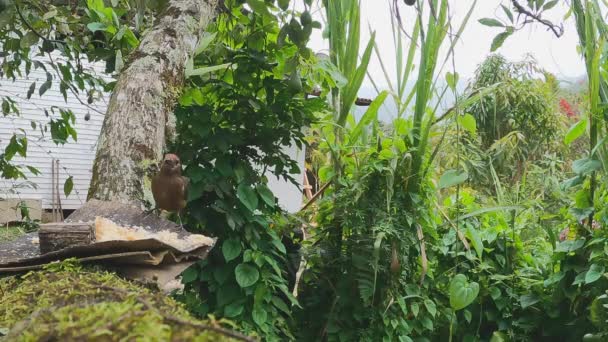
[0,260,248,341]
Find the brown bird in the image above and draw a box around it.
[151,153,189,228]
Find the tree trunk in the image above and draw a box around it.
[87,0,219,205]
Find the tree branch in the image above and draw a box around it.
[15,3,66,45]
[511,0,564,37]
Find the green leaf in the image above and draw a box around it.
[411,302,419,317]
[466,226,484,259]
[20,31,39,49]
[252,306,267,326]
[339,32,376,125]
[491,29,513,52]
[271,296,290,315]
[519,294,540,308]
[420,316,433,330]
[501,4,514,22]
[585,264,605,284]
[573,271,587,285]
[424,299,436,317]
[26,166,41,176]
[543,0,559,10]
[555,239,585,253]
[489,287,501,300]
[63,176,73,197]
[271,238,286,254]
[27,82,36,100]
[572,158,602,175]
[237,183,258,212]
[490,331,509,342]
[446,72,459,90]
[315,59,347,88]
[349,90,388,143]
[186,63,231,78]
[458,113,477,136]
[256,184,275,208]
[438,169,468,189]
[224,302,244,317]
[543,272,565,287]
[43,8,58,20]
[39,80,52,96]
[2,100,9,115]
[235,263,259,288]
[194,32,217,55]
[565,118,587,145]
[464,309,472,323]
[479,18,504,27]
[222,238,242,262]
[181,267,198,283]
[561,175,583,190]
[449,274,479,310]
[87,22,108,32]
[246,0,271,15]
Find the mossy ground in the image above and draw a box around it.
[0,259,245,341]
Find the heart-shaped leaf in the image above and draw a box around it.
[449,274,479,310]
[235,263,259,288]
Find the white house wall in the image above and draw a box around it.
[0,57,109,210]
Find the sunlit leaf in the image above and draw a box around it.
[564,118,587,145]
[458,113,477,136]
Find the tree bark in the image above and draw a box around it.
[88,0,219,205]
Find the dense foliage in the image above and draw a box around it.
[172,0,323,339]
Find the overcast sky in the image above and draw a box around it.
[305,0,587,89]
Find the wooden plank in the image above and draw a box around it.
[38,222,95,254]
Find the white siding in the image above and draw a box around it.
[265,143,305,213]
[0,56,109,210]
